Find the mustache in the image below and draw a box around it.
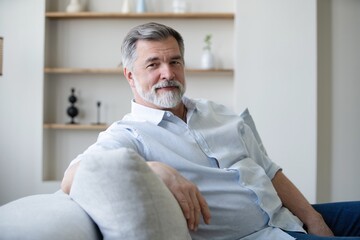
[153,80,182,91]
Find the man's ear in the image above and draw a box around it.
[123,67,135,88]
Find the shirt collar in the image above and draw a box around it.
[130,96,197,125]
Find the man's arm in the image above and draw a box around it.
[271,170,333,236]
[61,160,211,231]
[147,161,211,231]
[61,161,80,194]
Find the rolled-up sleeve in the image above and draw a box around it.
[242,123,281,180]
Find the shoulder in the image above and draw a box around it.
[185,97,236,116]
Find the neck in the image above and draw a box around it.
[167,103,187,122]
[179,104,187,123]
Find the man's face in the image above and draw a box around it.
[124,37,186,109]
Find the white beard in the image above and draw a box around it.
[134,78,186,108]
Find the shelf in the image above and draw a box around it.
[187,69,233,74]
[44,123,108,130]
[44,67,233,74]
[45,12,234,19]
[44,67,122,74]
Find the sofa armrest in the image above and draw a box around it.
[0,191,101,240]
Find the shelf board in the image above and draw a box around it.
[44,67,122,74]
[44,67,233,74]
[187,68,233,74]
[45,12,234,19]
[44,123,108,130]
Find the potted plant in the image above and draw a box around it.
[201,34,215,69]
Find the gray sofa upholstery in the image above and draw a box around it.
[0,148,191,240]
[0,191,102,240]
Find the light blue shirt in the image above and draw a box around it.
[71,97,305,240]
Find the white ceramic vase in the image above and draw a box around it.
[66,0,83,12]
[121,0,131,13]
[201,49,215,69]
[172,0,188,13]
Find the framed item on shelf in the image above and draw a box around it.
[0,37,3,76]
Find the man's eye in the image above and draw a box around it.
[171,61,182,65]
[146,63,157,68]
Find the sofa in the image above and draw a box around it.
[0,149,192,240]
[0,109,264,240]
[0,191,102,240]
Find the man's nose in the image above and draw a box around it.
[160,64,175,80]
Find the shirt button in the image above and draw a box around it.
[166,113,171,117]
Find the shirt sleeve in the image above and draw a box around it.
[241,123,281,180]
[66,121,142,170]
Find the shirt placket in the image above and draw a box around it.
[188,128,220,168]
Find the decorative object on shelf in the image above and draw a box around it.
[121,0,132,13]
[201,34,215,69]
[66,88,79,124]
[66,0,84,13]
[136,0,147,13]
[172,0,188,13]
[92,101,106,126]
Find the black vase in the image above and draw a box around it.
[67,88,79,124]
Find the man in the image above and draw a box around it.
[61,22,360,239]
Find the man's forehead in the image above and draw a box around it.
[135,38,181,56]
[136,37,178,48]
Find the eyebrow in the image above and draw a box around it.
[171,55,183,62]
[144,57,160,64]
[144,55,183,64]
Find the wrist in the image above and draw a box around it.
[302,210,323,228]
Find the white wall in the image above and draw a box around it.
[235,0,318,202]
[0,0,46,205]
[326,0,360,201]
[235,0,360,203]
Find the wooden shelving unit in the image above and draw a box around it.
[46,12,234,19]
[42,3,235,181]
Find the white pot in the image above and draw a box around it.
[121,0,132,13]
[201,49,215,69]
[172,0,188,13]
[66,0,83,12]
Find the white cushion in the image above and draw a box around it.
[70,148,191,240]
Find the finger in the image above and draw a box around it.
[189,190,201,230]
[184,190,196,230]
[197,192,211,224]
[174,191,191,221]
[173,188,197,231]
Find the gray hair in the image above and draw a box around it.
[121,22,185,70]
